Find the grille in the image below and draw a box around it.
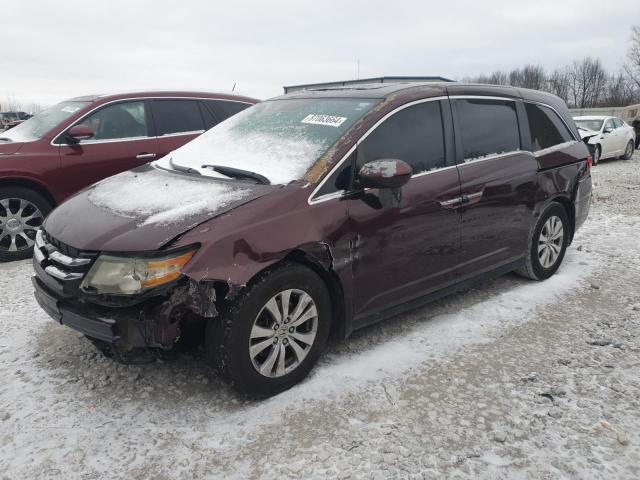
[34,230,98,283]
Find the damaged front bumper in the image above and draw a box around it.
[32,233,220,351]
[33,274,220,352]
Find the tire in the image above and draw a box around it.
[592,145,601,165]
[206,262,331,397]
[0,187,52,262]
[516,202,570,281]
[621,140,635,160]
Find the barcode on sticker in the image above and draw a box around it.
[301,114,347,127]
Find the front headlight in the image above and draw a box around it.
[81,248,197,295]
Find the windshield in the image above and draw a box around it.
[0,101,90,142]
[574,119,604,132]
[158,97,379,185]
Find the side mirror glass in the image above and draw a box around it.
[67,124,95,143]
[358,159,412,189]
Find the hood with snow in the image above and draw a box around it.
[43,164,275,252]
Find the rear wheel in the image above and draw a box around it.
[622,140,635,160]
[206,262,331,397]
[516,202,569,281]
[0,187,51,262]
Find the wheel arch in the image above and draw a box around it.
[281,248,349,340]
[0,177,57,208]
[208,245,350,340]
[547,195,575,244]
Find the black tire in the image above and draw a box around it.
[206,262,331,397]
[621,140,635,160]
[592,145,601,165]
[516,202,570,281]
[0,187,52,262]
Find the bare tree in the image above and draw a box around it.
[463,70,509,85]
[508,65,547,90]
[2,94,22,112]
[568,57,608,108]
[624,25,640,89]
[548,68,571,104]
[603,72,639,107]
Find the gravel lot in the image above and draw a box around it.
[1,152,639,479]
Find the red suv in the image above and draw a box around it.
[0,91,258,261]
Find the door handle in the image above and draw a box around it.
[136,153,157,160]
[439,197,463,209]
[462,191,484,204]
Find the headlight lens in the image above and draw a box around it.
[81,249,196,295]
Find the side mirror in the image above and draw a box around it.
[67,124,95,143]
[603,127,613,134]
[358,159,412,189]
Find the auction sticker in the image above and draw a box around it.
[301,114,347,127]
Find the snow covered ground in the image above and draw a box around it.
[1,152,639,479]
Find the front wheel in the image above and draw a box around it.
[621,140,635,160]
[516,203,569,281]
[206,262,331,397]
[0,187,52,262]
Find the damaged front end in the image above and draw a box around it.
[32,230,223,363]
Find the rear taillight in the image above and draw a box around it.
[586,155,593,169]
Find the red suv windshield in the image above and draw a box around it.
[1,101,90,142]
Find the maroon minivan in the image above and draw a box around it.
[0,91,257,261]
[32,83,592,396]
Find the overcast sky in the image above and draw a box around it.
[2,0,639,107]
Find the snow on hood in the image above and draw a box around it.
[88,168,252,227]
[44,165,273,251]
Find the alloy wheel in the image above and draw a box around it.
[538,215,563,269]
[249,289,318,378]
[625,141,634,158]
[0,198,44,252]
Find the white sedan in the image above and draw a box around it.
[574,116,636,165]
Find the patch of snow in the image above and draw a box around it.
[88,168,251,226]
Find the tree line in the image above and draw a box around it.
[463,25,640,109]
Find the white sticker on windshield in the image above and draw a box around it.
[61,106,81,113]
[301,114,347,128]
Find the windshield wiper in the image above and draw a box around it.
[201,164,270,185]
[169,157,201,175]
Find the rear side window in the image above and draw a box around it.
[152,100,205,136]
[357,101,446,175]
[205,100,251,121]
[79,101,148,141]
[525,103,574,151]
[455,99,520,161]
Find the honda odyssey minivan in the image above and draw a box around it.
[32,82,592,396]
